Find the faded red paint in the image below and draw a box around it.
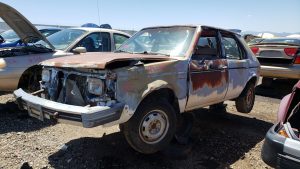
[191,70,228,90]
[190,59,228,90]
[192,32,201,51]
[42,52,170,69]
[145,62,170,74]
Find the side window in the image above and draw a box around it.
[193,29,219,59]
[113,33,129,49]
[220,32,244,60]
[75,32,111,52]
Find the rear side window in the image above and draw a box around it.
[220,32,245,60]
[113,33,129,49]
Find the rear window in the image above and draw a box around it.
[260,38,300,45]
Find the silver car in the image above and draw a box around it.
[0,2,130,92]
[249,38,300,84]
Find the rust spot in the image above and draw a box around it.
[190,59,228,90]
[191,70,228,90]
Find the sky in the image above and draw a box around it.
[1,0,299,33]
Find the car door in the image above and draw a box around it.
[219,31,249,100]
[186,28,229,110]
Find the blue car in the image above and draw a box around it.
[0,27,62,48]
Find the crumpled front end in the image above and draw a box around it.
[14,67,124,128]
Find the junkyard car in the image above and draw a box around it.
[249,38,300,83]
[0,2,130,91]
[0,27,62,48]
[262,80,300,169]
[14,25,260,154]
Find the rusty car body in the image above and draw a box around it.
[0,2,130,92]
[14,25,260,154]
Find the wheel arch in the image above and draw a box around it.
[140,87,180,115]
[17,65,42,89]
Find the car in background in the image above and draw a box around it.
[0,27,62,48]
[262,80,300,169]
[0,2,130,92]
[37,26,131,56]
[247,38,264,45]
[249,38,300,85]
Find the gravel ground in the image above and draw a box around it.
[0,79,296,169]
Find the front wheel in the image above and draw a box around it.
[122,99,176,154]
[235,82,255,113]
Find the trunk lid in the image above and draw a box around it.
[251,43,300,65]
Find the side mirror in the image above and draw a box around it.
[72,47,87,54]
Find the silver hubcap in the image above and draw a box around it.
[139,110,169,144]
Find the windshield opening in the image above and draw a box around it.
[117,27,196,57]
[0,30,19,42]
[35,29,86,50]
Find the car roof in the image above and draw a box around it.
[141,24,240,35]
[264,37,300,40]
[35,26,63,31]
[68,27,131,37]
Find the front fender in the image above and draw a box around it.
[103,80,175,127]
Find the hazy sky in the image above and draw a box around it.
[1,0,299,32]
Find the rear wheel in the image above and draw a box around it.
[235,82,255,113]
[122,99,176,154]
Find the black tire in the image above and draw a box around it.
[261,77,273,87]
[209,102,227,113]
[235,82,255,113]
[122,99,176,154]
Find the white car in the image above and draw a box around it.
[0,2,130,92]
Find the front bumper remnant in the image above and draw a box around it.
[262,123,300,169]
[13,89,124,128]
[260,65,300,79]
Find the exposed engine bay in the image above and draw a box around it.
[0,45,53,58]
[40,67,117,107]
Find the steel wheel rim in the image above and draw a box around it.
[139,110,169,144]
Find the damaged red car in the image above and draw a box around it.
[262,80,300,169]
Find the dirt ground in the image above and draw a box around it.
[0,79,297,169]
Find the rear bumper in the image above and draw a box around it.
[262,123,300,169]
[13,88,124,128]
[260,64,300,79]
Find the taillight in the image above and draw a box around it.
[250,47,259,55]
[278,128,289,138]
[294,55,300,64]
[284,48,298,56]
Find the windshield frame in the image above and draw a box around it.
[35,28,88,51]
[117,26,197,58]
